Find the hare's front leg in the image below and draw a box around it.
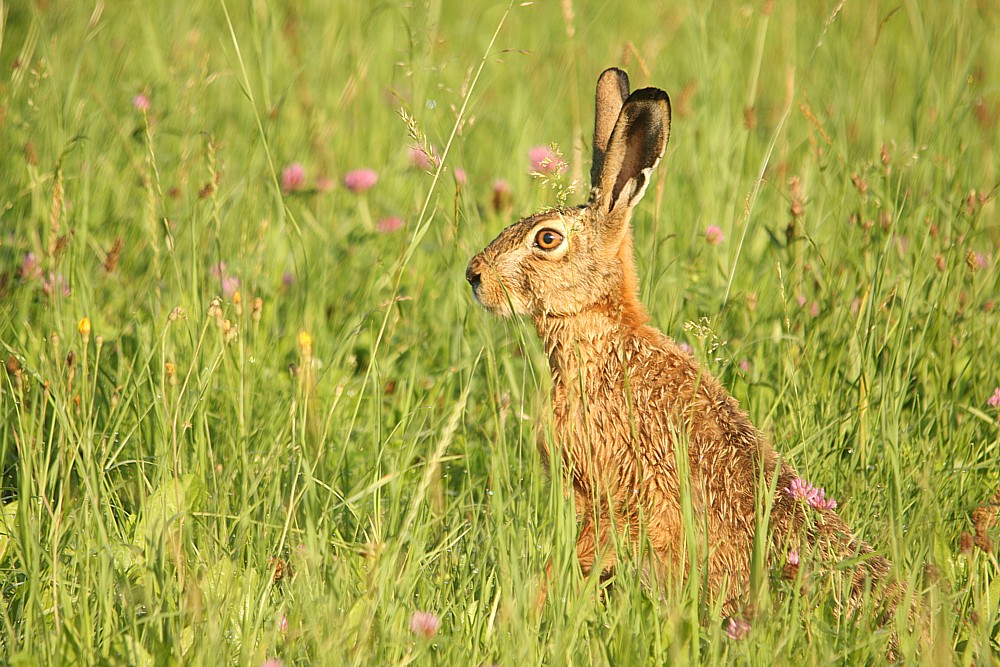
[575,517,618,579]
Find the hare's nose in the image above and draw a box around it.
[466,267,481,289]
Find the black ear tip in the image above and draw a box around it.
[623,88,671,122]
[627,87,670,107]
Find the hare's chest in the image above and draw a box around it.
[547,378,656,484]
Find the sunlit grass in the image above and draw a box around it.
[0,1,998,664]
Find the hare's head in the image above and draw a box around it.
[466,68,670,320]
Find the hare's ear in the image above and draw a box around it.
[594,87,671,228]
[590,68,631,188]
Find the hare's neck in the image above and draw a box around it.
[533,302,645,386]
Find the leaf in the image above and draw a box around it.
[0,501,19,564]
[109,542,145,576]
[133,474,204,549]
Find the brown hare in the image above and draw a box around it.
[466,68,895,616]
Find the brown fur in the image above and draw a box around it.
[467,69,893,614]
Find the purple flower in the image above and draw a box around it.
[281,163,306,193]
[133,94,151,112]
[409,611,440,639]
[282,271,295,287]
[41,272,70,298]
[788,549,799,566]
[19,252,41,281]
[705,225,724,246]
[725,616,751,641]
[787,478,837,511]
[491,178,512,213]
[988,388,1000,408]
[408,145,438,170]
[222,275,239,299]
[376,216,403,233]
[343,168,378,193]
[738,359,751,372]
[528,145,566,175]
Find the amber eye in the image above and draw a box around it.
[533,229,564,250]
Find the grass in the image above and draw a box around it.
[0,0,998,664]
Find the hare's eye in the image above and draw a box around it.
[533,229,564,250]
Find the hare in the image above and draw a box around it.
[466,68,894,615]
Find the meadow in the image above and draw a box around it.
[0,0,998,664]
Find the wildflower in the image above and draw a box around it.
[78,317,92,343]
[281,163,306,193]
[41,272,70,298]
[781,549,800,580]
[19,252,41,281]
[528,145,566,175]
[165,362,177,386]
[168,306,186,322]
[261,660,283,667]
[376,216,403,233]
[208,297,223,320]
[222,275,239,300]
[491,178,512,214]
[787,478,837,511]
[278,614,289,635]
[409,611,440,639]
[704,225,724,246]
[233,290,243,316]
[222,320,238,345]
[809,301,820,319]
[343,168,378,193]
[298,331,312,359]
[282,272,295,288]
[988,388,1000,408]
[133,94,151,112]
[454,168,468,186]
[738,359,751,372]
[678,342,693,355]
[796,294,807,308]
[408,145,438,170]
[724,616,751,641]
[315,176,335,192]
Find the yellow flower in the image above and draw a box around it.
[298,330,312,358]
[78,317,92,342]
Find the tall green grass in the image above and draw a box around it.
[0,0,998,663]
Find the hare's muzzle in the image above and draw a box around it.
[465,257,483,297]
